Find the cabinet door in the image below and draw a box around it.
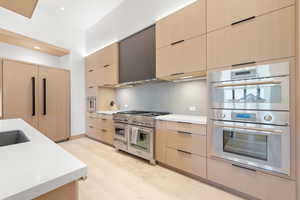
[103,64,118,86]
[207,6,295,70]
[156,0,206,49]
[86,66,98,87]
[38,67,70,142]
[155,126,167,163]
[3,60,38,128]
[207,0,294,32]
[156,35,206,78]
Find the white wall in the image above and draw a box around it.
[85,0,197,55]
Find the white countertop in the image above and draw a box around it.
[96,110,121,115]
[0,119,87,200]
[156,114,207,125]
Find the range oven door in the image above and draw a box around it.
[210,76,289,111]
[128,125,154,160]
[211,120,290,175]
[113,123,129,150]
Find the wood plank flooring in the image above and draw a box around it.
[60,137,245,200]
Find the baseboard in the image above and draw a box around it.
[70,134,86,140]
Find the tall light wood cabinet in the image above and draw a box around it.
[3,60,38,127]
[2,59,70,142]
[38,67,70,142]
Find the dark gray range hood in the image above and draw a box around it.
[119,25,156,85]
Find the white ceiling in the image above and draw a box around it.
[0,0,124,31]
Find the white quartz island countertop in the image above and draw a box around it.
[0,119,87,200]
[156,114,207,125]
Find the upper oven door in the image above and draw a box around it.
[128,126,153,153]
[211,120,290,175]
[114,123,129,142]
[210,76,289,111]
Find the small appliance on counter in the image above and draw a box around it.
[208,62,291,175]
[113,111,170,164]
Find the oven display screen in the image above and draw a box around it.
[233,113,256,121]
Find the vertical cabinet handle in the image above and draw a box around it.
[32,77,36,116]
[43,78,47,115]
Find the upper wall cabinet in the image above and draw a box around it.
[156,0,206,49]
[85,43,119,87]
[207,0,294,32]
[207,6,295,70]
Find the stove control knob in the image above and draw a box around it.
[264,114,273,122]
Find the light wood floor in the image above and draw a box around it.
[60,138,245,200]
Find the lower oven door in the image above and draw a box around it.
[128,125,154,160]
[211,120,290,175]
[114,123,129,142]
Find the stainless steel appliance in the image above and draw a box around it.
[113,111,170,164]
[208,62,291,175]
[87,96,97,113]
[209,62,289,111]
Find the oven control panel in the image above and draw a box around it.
[212,110,289,126]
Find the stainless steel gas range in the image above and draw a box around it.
[113,111,170,164]
[208,62,291,175]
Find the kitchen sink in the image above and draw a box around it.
[0,130,30,147]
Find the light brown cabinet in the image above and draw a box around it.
[207,0,295,32]
[2,59,70,142]
[86,113,114,145]
[3,60,38,127]
[156,35,206,78]
[207,158,296,200]
[155,120,207,178]
[38,67,70,142]
[156,0,206,49]
[85,43,119,87]
[207,6,295,70]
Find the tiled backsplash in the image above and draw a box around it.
[116,79,207,115]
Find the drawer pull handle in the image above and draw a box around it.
[88,69,94,72]
[101,129,107,132]
[177,131,192,135]
[171,40,185,46]
[103,64,110,68]
[170,72,185,76]
[232,61,256,67]
[88,86,94,89]
[101,118,107,121]
[89,126,94,129]
[177,149,192,155]
[231,16,256,26]
[232,164,256,172]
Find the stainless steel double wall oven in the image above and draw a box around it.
[208,62,291,175]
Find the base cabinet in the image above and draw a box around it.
[34,181,78,200]
[207,158,296,200]
[86,113,114,145]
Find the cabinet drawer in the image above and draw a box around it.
[156,35,206,78]
[166,129,206,157]
[166,148,206,178]
[156,1,206,49]
[86,67,98,87]
[86,86,97,96]
[207,0,294,32]
[207,6,295,70]
[101,129,114,145]
[86,126,101,141]
[87,116,113,130]
[207,158,296,200]
[157,120,206,135]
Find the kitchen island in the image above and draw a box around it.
[0,119,87,200]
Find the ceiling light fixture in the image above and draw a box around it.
[60,7,65,11]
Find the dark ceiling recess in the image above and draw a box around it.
[119,25,156,83]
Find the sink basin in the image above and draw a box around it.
[0,130,30,147]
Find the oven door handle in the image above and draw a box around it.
[214,123,283,134]
[215,80,282,88]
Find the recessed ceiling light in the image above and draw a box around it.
[60,7,65,11]
[34,46,41,50]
